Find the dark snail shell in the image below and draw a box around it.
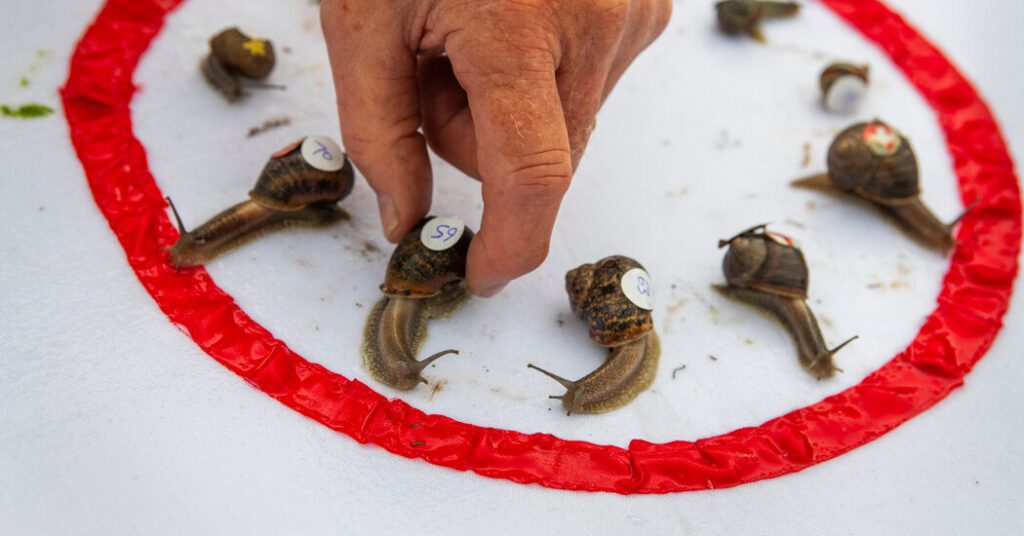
[566,256,653,347]
[717,225,856,379]
[249,140,355,211]
[820,62,869,94]
[716,0,800,40]
[826,120,920,205]
[210,27,275,79]
[381,218,475,299]
[721,226,808,300]
[716,0,760,35]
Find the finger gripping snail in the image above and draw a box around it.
[792,120,969,251]
[166,136,354,268]
[715,0,800,42]
[715,225,856,380]
[201,27,282,102]
[528,256,660,415]
[361,216,474,391]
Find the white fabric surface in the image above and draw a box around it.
[1,0,1022,534]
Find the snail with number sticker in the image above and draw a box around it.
[166,135,354,268]
[715,0,800,42]
[792,120,970,250]
[529,256,660,415]
[361,216,474,391]
[715,225,856,379]
[201,27,284,102]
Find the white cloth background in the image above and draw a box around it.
[1,0,1022,534]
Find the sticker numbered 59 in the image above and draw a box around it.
[420,216,466,251]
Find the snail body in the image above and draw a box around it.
[362,217,474,391]
[529,256,660,415]
[820,62,870,113]
[792,120,967,250]
[201,27,280,102]
[715,225,856,379]
[166,136,354,269]
[716,0,800,42]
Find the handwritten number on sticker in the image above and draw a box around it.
[313,141,332,161]
[637,275,650,297]
[430,224,458,242]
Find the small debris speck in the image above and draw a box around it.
[708,354,718,361]
[247,116,291,138]
[410,441,426,447]
[671,364,687,379]
[744,338,754,345]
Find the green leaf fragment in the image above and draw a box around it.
[1,103,54,119]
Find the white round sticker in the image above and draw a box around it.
[621,268,654,310]
[300,135,346,172]
[824,74,867,114]
[419,216,466,251]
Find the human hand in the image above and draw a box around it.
[322,0,671,296]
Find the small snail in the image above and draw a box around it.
[820,62,870,114]
[166,135,354,268]
[528,256,660,415]
[715,225,856,379]
[792,120,969,251]
[362,216,474,391]
[201,27,283,102]
[715,0,800,42]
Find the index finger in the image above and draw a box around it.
[446,33,573,296]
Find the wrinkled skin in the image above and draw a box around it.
[322,0,672,296]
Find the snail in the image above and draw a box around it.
[820,62,870,114]
[201,27,283,102]
[792,120,969,250]
[166,135,354,269]
[361,216,474,391]
[528,256,660,415]
[714,225,856,379]
[715,0,800,42]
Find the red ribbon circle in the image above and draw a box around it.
[62,0,1021,493]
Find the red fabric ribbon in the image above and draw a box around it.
[62,0,1020,493]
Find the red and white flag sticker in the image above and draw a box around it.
[862,123,901,156]
[301,135,346,172]
[621,267,654,310]
[420,216,466,251]
[765,230,800,248]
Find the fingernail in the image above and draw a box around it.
[477,281,508,298]
[378,195,399,240]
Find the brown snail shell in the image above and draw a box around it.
[210,27,275,79]
[362,217,475,391]
[792,120,967,251]
[716,0,800,42]
[201,27,280,102]
[715,225,856,379]
[166,136,354,269]
[820,62,870,113]
[565,255,654,346]
[529,256,660,415]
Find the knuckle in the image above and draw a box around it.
[503,150,573,205]
[590,0,631,33]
